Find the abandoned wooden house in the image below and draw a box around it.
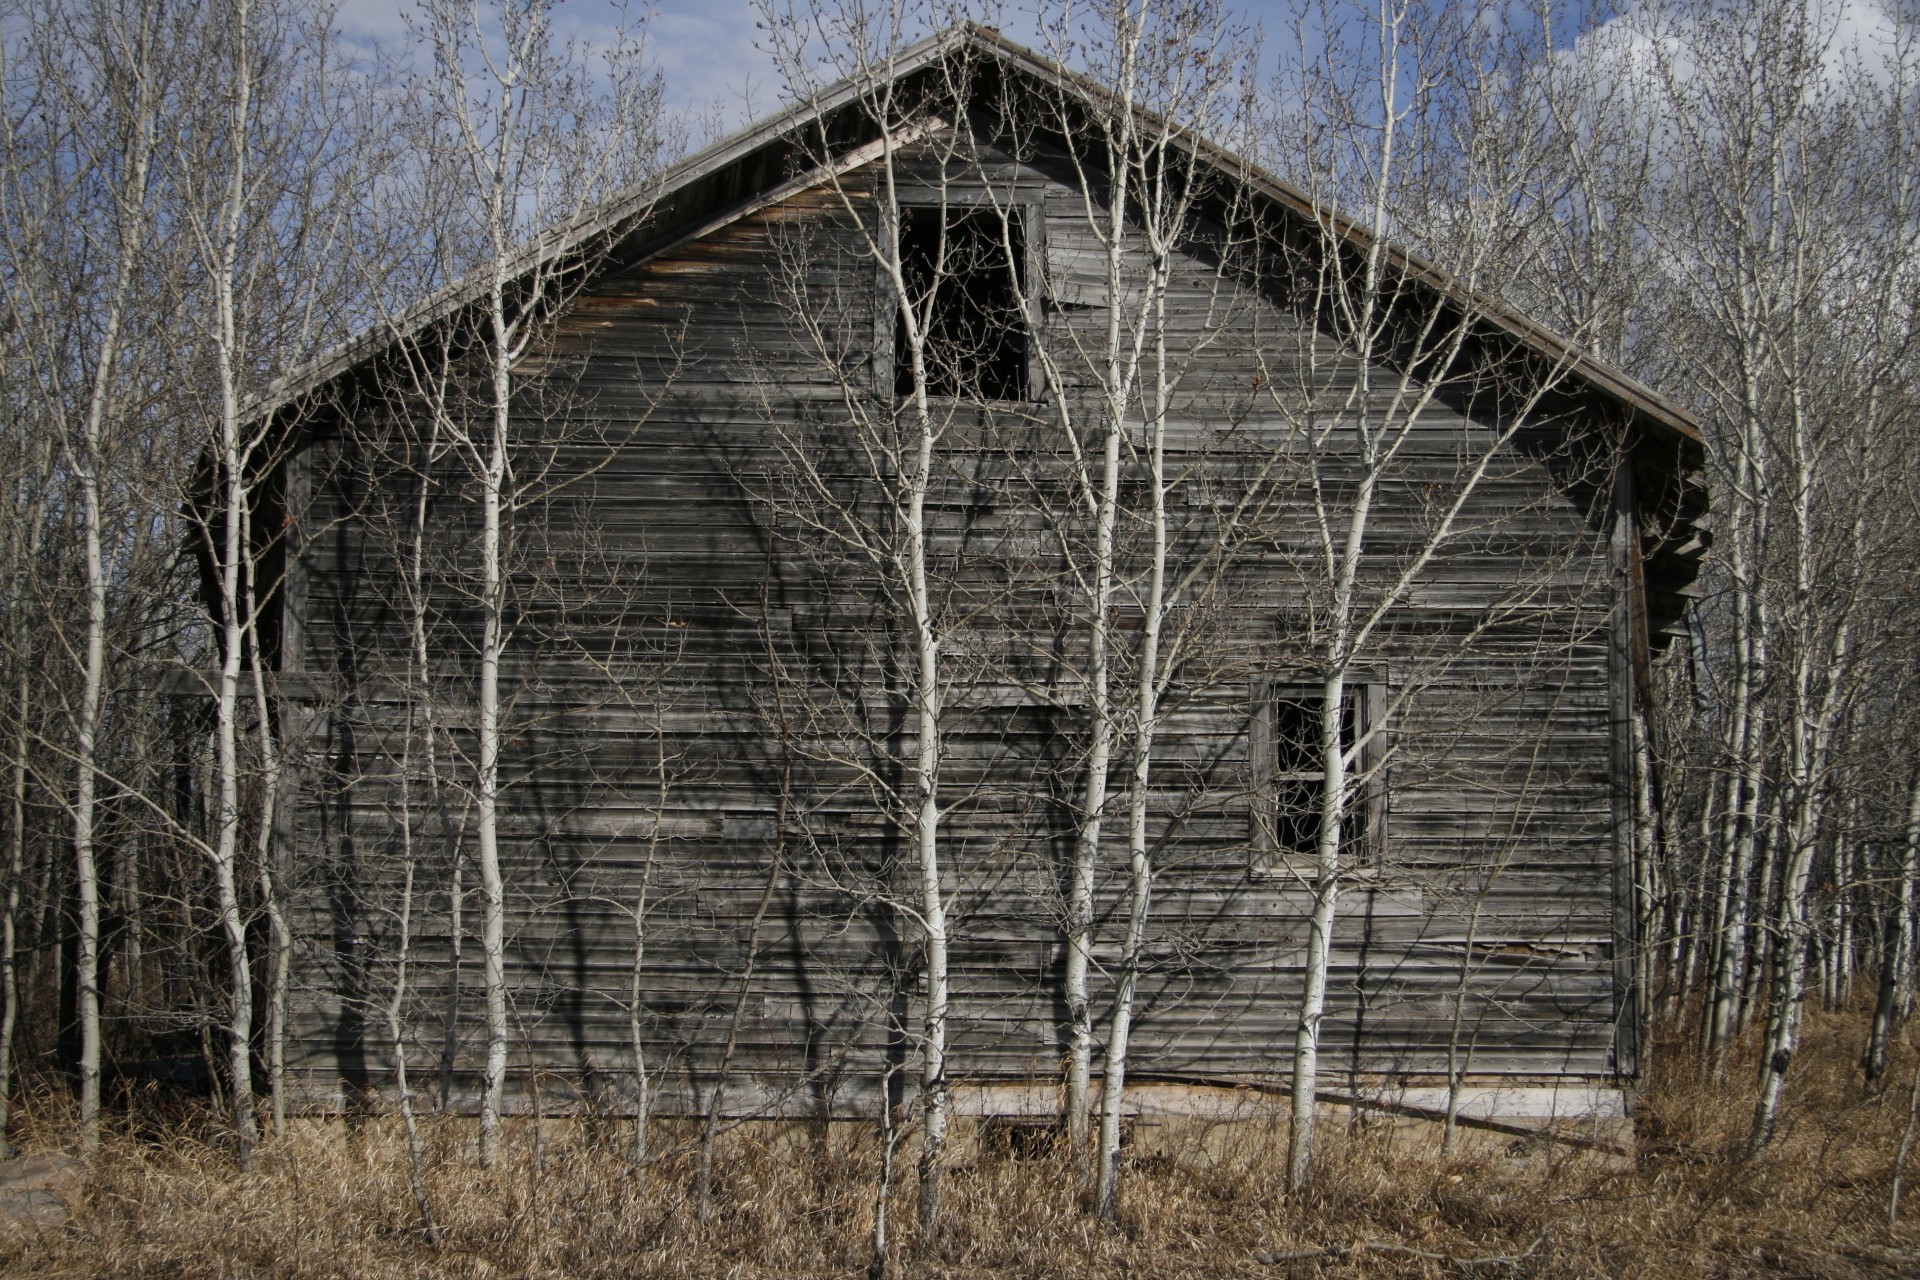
[238,26,1708,1132]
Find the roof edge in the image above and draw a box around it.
[261,21,1705,475]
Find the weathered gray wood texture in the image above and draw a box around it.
[278,135,1654,1117]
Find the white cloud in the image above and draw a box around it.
[1555,0,1911,111]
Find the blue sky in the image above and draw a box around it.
[328,0,1912,147]
[331,0,1304,134]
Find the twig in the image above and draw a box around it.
[1258,1234,1547,1271]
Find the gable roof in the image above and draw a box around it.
[267,22,1705,642]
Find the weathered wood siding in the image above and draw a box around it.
[282,137,1629,1115]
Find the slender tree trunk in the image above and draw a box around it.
[1868,922,1898,1085]
[1287,417,1380,1188]
[0,436,50,1157]
[1892,1050,1920,1227]
[1063,71,1139,1155]
[1751,368,1863,1152]
[73,450,109,1153]
[627,722,666,1166]
[246,558,288,1137]
[65,43,164,1142]
[1063,422,1117,1159]
[1897,772,1920,1018]
[1743,793,1785,1031]
[1707,525,1763,1065]
[883,198,952,1239]
[475,288,509,1165]
[868,1064,900,1280]
[205,5,263,1158]
[1288,666,1351,1188]
[211,444,258,1167]
[439,853,463,1111]
[1751,611,1854,1150]
[390,715,438,1242]
[694,840,781,1218]
[908,442,951,1238]
[1094,274,1168,1221]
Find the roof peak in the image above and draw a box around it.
[258,20,1698,460]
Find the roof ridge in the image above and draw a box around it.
[253,21,1700,454]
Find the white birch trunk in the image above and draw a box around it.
[1094,266,1168,1220]
[476,268,511,1165]
[72,413,108,1154]
[211,421,258,1166]
[1705,372,1769,1064]
[206,0,260,1164]
[1063,416,1119,1157]
[1287,664,1351,1188]
[1898,773,1920,1016]
[627,722,666,1165]
[0,436,50,1157]
[1063,48,1139,1151]
[247,642,288,1138]
[64,15,161,1143]
[907,400,950,1236]
[1749,399,1863,1154]
[390,709,438,1239]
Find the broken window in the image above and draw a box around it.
[1252,680,1384,870]
[893,204,1027,401]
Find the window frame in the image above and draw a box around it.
[1248,674,1389,877]
[874,191,1044,404]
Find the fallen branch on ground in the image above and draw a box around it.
[1257,1234,1547,1271]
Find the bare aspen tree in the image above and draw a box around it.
[0,434,50,1159]
[10,0,183,1149]
[0,21,63,1148]
[1590,0,1920,1150]
[347,79,475,1118]
[196,0,265,1164]
[988,2,1252,1172]
[404,0,665,1165]
[752,4,988,1233]
[1261,0,1613,1186]
[625,717,670,1165]
[983,1,1259,1215]
[1872,765,1920,1082]
[385,713,440,1241]
[173,0,376,1160]
[345,332,467,1231]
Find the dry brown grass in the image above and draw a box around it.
[3,1010,1917,1279]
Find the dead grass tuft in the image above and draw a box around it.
[2,1011,1916,1278]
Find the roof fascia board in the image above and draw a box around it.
[959,24,1700,451]
[261,22,1700,461]
[613,116,952,272]
[250,28,971,420]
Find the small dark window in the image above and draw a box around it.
[1271,688,1358,857]
[894,205,1026,401]
[1254,681,1384,869]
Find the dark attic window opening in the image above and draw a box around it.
[895,204,1027,402]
